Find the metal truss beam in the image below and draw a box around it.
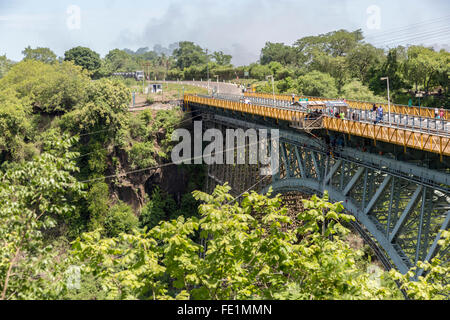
[343,167,365,196]
[389,186,423,243]
[417,211,450,277]
[210,113,450,191]
[311,152,322,181]
[364,176,392,215]
[280,143,291,178]
[294,146,306,178]
[262,178,411,274]
[203,112,450,275]
[324,160,342,185]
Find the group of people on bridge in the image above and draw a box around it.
[435,107,445,120]
[371,104,384,124]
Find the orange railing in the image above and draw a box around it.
[184,94,450,158]
[244,92,449,119]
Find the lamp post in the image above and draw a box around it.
[266,75,276,107]
[215,75,219,94]
[381,77,391,125]
[205,48,210,95]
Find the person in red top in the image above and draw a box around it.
[440,108,445,120]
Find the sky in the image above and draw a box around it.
[0,0,449,65]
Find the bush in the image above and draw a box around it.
[146,96,154,105]
[127,141,157,169]
[104,201,139,237]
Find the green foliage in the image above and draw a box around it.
[0,55,14,78]
[249,63,272,80]
[146,96,154,105]
[60,78,130,142]
[0,135,85,300]
[87,182,110,230]
[346,44,385,83]
[71,185,399,300]
[22,46,57,64]
[0,60,90,113]
[297,70,339,98]
[341,80,387,103]
[104,201,139,237]
[173,42,207,70]
[311,54,349,91]
[404,46,449,93]
[390,230,450,300]
[140,187,171,230]
[71,230,168,300]
[127,141,157,169]
[104,49,140,73]
[294,29,364,62]
[0,88,32,160]
[212,51,232,66]
[64,46,102,74]
[260,42,298,66]
[150,108,183,152]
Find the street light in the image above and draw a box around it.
[266,75,276,107]
[214,75,219,94]
[205,48,210,95]
[380,77,391,125]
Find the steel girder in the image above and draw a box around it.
[262,141,450,275]
[201,112,450,275]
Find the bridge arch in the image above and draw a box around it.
[196,107,450,276]
[262,178,410,273]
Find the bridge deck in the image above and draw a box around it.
[184,94,450,158]
[244,92,450,119]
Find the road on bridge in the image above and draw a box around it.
[162,80,243,96]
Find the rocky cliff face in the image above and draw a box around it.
[107,111,198,213]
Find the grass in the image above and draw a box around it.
[130,82,209,105]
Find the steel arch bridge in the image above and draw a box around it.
[187,97,450,276]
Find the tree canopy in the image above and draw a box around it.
[22,46,57,64]
[173,41,208,70]
[64,46,102,74]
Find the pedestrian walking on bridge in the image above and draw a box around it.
[378,105,384,123]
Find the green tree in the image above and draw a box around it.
[260,42,297,66]
[390,231,450,300]
[0,60,90,114]
[64,46,102,74]
[346,44,385,84]
[60,78,130,141]
[104,201,139,237]
[212,51,232,66]
[140,187,170,230]
[104,49,140,73]
[71,185,398,300]
[297,70,338,98]
[311,54,349,91]
[294,29,364,64]
[22,46,57,64]
[404,46,446,93]
[0,135,85,300]
[173,42,207,70]
[341,80,387,102]
[0,55,13,78]
[0,88,32,160]
[249,63,271,80]
[87,182,110,230]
